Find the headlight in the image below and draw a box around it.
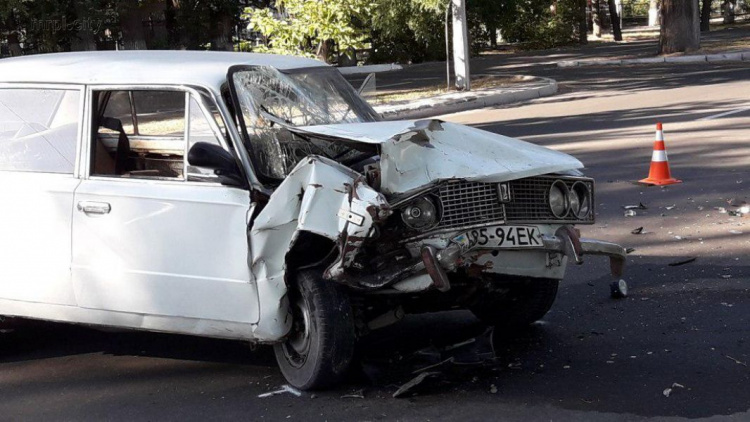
[548,180,569,218]
[401,195,441,231]
[570,182,592,218]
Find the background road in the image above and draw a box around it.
[1,58,749,421]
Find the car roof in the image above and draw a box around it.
[0,50,327,93]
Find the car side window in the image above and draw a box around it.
[91,89,229,183]
[0,88,81,174]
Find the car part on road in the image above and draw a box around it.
[610,279,629,299]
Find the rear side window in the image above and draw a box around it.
[0,88,81,174]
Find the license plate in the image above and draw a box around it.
[452,225,543,250]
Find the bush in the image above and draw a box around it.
[499,0,580,49]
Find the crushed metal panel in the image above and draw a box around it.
[249,156,389,341]
[289,120,584,195]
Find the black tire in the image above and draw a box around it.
[470,277,559,328]
[273,269,356,390]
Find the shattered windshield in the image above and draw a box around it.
[231,66,379,181]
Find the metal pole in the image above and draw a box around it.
[451,0,471,90]
[445,1,451,91]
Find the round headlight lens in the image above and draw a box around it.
[571,182,592,218]
[549,180,569,218]
[401,196,441,231]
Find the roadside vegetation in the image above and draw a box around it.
[1,1,747,61]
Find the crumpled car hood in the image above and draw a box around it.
[292,119,584,196]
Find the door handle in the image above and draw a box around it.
[77,201,111,215]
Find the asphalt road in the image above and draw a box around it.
[2,58,750,421]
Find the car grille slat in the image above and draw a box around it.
[436,181,504,230]
[431,177,594,232]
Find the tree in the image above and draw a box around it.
[659,0,700,54]
[606,0,622,41]
[723,0,736,23]
[700,0,712,31]
[245,0,372,63]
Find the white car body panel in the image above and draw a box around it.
[0,172,80,305]
[71,179,259,324]
[249,156,390,340]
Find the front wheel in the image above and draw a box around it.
[273,269,356,390]
[470,277,560,328]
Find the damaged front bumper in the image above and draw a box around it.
[383,225,628,293]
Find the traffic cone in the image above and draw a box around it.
[639,123,681,186]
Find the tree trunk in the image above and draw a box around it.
[659,0,700,54]
[592,0,602,37]
[7,32,23,56]
[120,4,148,50]
[579,0,588,44]
[723,1,736,23]
[701,0,712,31]
[211,14,234,51]
[607,0,623,41]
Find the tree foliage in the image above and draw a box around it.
[245,0,372,62]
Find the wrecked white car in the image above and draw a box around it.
[0,51,626,390]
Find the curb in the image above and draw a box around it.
[337,63,403,75]
[373,75,558,120]
[557,51,750,67]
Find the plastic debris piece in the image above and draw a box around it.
[490,384,498,394]
[610,280,628,298]
[341,389,365,399]
[716,207,727,214]
[729,230,743,235]
[631,227,644,234]
[726,355,747,366]
[740,205,750,214]
[663,383,685,398]
[258,385,303,398]
[623,202,648,210]
[665,205,676,210]
[624,210,637,217]
[668,257,697,267]
[413,357,454,374]
[393,372,440,398]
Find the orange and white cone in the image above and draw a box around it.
[639,123,681,186]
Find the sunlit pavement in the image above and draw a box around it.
[1,60,749,421]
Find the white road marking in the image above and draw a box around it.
[698,106,750,121]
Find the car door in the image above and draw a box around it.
[0,85,83,307]
[71,87,259,325]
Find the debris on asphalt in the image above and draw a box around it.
[443,338,476,351]
[663,383,685,398]
[490,384,498,394]
[341,389,366,399]
[624,210,637,217]
[725,355,747,366]
[631,227,644,234]
[610,280,628,299]
[623,202,648,210]
[716,207,727,214]
[626,248,636,254]
[258,385,303,398]
[729,230,743,235]
[740,205,750,214]
[413,357,455,374]
[665,205,676,210]
[668,257,697,267]
[393,372,441,398]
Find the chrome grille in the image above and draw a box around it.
[505,176,595,223]
[435,181,505,230]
